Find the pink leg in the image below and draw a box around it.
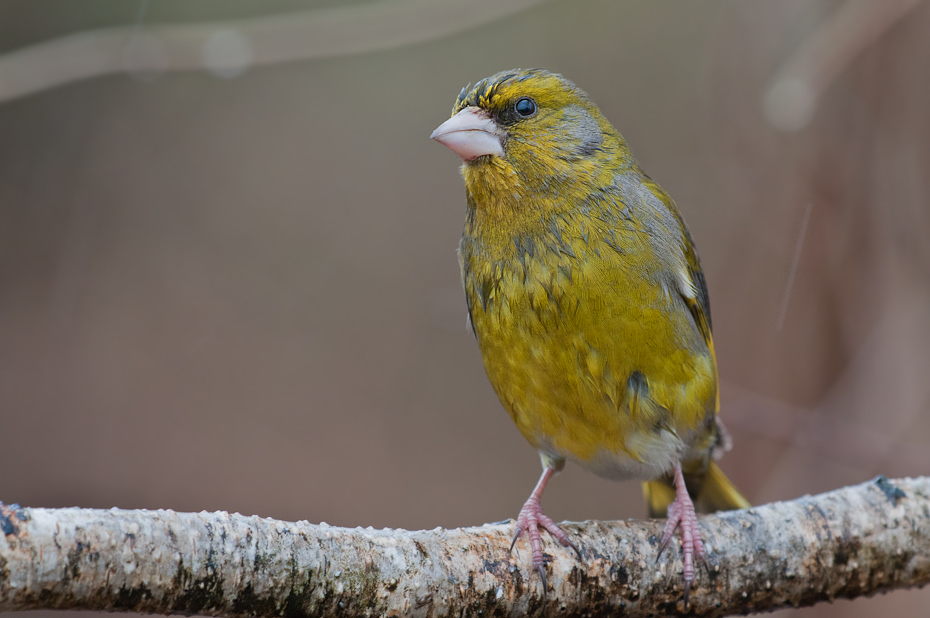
[510,466,581,587]
[657,462,706,607]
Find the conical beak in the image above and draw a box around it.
[430,106,504,161]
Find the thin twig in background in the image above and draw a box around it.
[775,202,813,332]
[763,0,927,131]
[0,0,550,103]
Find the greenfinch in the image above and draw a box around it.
[431,69,749,601]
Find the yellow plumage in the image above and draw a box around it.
[432,68,748,599]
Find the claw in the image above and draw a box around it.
[535,563,548,594]
[698,551,711,575]
[564,537,583,559]
[656,532,673,561]
[509,525,523,553]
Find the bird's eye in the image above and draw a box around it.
[514,97,537,117]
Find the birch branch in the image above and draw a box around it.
[1,476,928,617]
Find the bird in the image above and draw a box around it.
[430,68,750,602]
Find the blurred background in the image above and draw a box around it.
[1,1,928,616]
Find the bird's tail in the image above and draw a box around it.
[642,460,750,518]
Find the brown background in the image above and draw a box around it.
[1,1,928,616]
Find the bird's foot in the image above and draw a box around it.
[657,463,706,608]
[510,496,579,588]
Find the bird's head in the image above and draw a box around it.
[431,69,630,199]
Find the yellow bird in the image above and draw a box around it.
[431,69,749,599]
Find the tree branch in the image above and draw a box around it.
[1,476,928,617]
[0,0,549,104]
[762,0,926,131]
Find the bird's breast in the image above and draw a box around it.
[460,226,716,479]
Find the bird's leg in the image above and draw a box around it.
[657,461,706,606]
[510,466,580,585]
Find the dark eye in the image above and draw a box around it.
[514,97,536,117]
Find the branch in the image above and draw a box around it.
[0,0,549,104]
[1,476,928,617]
[762,0,927,131]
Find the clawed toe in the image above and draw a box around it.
[511,498,560,570]
[508,466,583,593]
[656,462,709,609]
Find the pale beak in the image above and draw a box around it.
[430,106,504,161]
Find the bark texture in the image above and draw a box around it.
[1,476,928,617]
